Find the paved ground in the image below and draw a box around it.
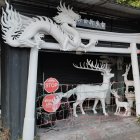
[37,115,140,140]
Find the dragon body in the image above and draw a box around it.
[1,1,88,50]
[1,1,97,50]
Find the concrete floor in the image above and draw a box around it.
[37,114,140,140]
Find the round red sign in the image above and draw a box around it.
[44,77,59,93]
[42,94,61,112]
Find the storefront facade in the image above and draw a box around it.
[1,0,140,139]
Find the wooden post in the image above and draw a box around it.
[130,43,140,116]
[22,48,39,140]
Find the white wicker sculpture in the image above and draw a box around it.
[111,89,131,116]
[65,59,114,117]
[122,64,134,93]
[1,1,96,50]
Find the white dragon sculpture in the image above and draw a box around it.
[1,1,95,50]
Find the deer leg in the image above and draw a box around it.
[114,106,119,115]
[79,101,85,115]
[118,107,121,114]
[124,110,127,116]
[73,100,81,117]
[124,107,129,116]
[92,99,99,114]
[123,108,127,116]
[126,107,131,116]
[100,98,108,116]
[125,86,128,93]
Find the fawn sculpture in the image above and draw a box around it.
[111,89,131,116]
[67,59,114,117]
[122,64,134,93]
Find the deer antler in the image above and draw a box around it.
[125,64,131,74]
[73,59,111,73]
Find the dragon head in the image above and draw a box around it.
[53,2,81,27]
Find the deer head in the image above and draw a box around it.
[122,64,131,77]
[73,59,114,79]
[110,83,120,98]
[110,89,120,98]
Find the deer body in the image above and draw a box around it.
[123,75,134,93]
[115,97,130,116]
[111,90,131,116]
[122,64,134,93]
[72,59,114,117]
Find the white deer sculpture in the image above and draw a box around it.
[111,89,131,116]
[64,59,114,117]
[122,64,134,93]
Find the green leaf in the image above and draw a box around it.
[116,0,140,8]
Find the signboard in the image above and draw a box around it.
[44,77,59,93]
[77,19,106,30]
[42,94,61,112]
